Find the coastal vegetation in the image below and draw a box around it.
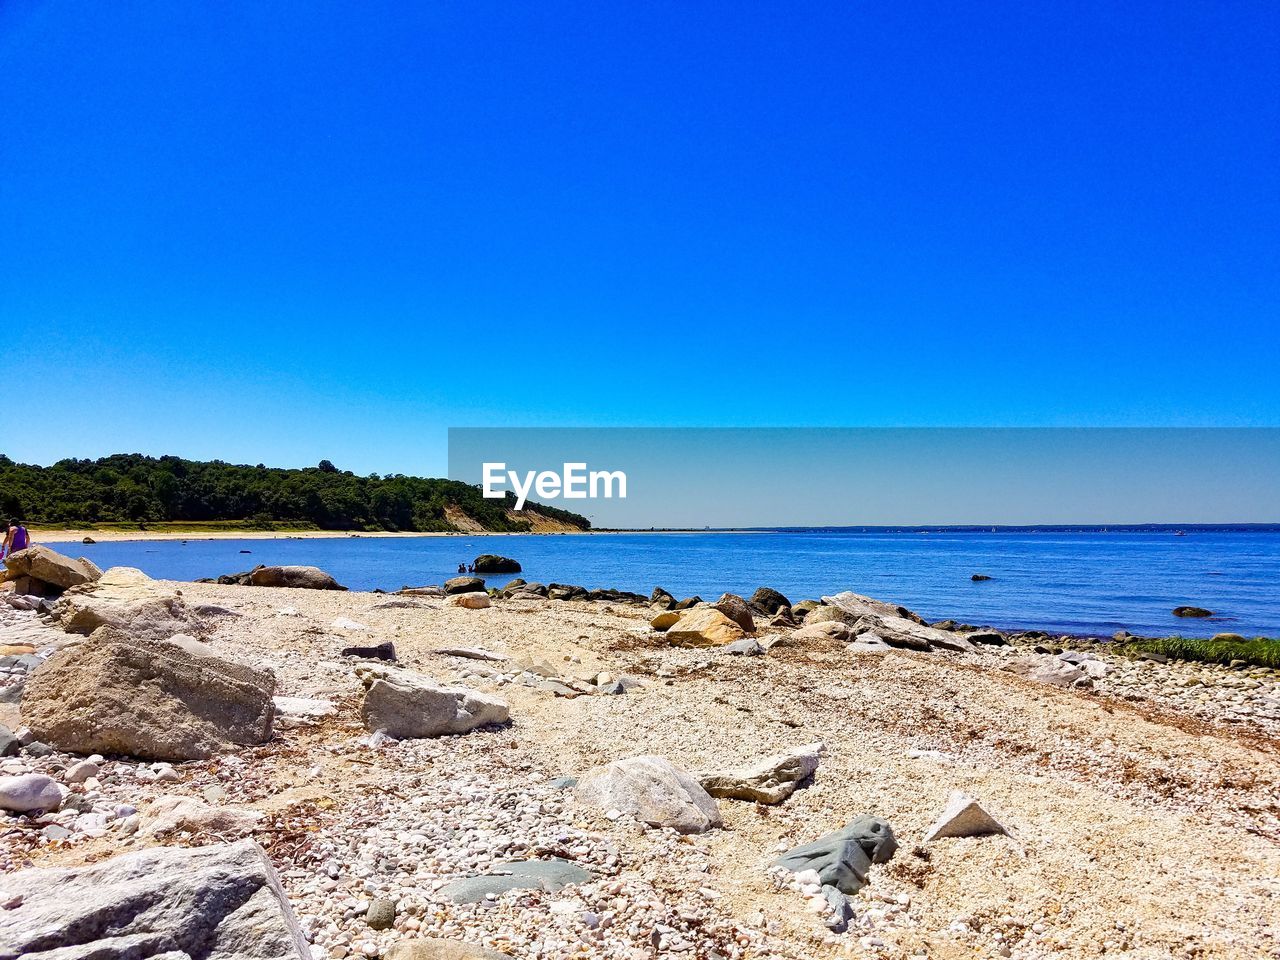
[0,453,590,533]
[1125,634,1280,669]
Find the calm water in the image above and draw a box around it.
[74,530,1280,638]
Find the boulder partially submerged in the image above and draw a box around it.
[20,627,276,760]
[0,840,309,960]
[472,554,521,573]
[208,565,346,590]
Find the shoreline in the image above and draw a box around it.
[1,573,1276,958]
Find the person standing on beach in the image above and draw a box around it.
[2,519,29,559]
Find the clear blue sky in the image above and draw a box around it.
[2,1,1277,477]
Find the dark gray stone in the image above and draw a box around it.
[342,641,397,661]
[366,898,396,930]
[772,815,897,894]
[437,859,591,904]
[724,638,764,656]
[750,587,792,615]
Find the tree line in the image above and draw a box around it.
[0,454,590,532]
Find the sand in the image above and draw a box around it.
[3,581,1278,959]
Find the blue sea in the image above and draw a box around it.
[72,527,1280,639]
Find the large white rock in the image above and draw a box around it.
[0,840,309,960]
[359,666,508,738]
[0,773,62,813]
[576,755,722,833]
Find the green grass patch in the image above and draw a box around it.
[1126,634,1280,669]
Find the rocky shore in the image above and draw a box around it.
[1,547,1278,959]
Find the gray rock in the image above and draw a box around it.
[358,666,509,738]
[3,545,101,591]
[21,628,276,761]
[366,898,396,930]
[922,790,1010,842]
[772,814,898,894]
[1003,656,1086,688]
[697,743,823,804]
[444,576,485,595]
[822,885,854,933]
[23,740,53,758]
[141,795,263,837]
[272,696,337,728]
[397,585,446,598]
[438,859,591,904]
[849,633,893,653]
[851,613,977,653]
[576,755,722,833]
[0,773,62,813]
[724,637,764,656]
[0,725,18,757]
[0,839,309,959]
[822,591,927,625]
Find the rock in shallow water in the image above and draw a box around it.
[0,840,309,960]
